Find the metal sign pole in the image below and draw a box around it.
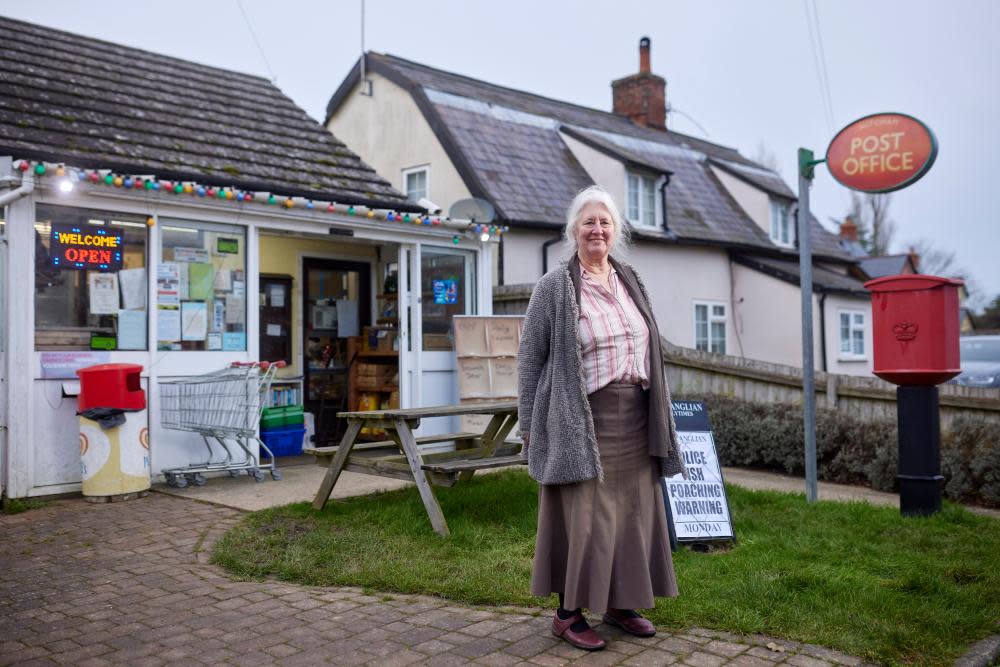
[798,148,820,503]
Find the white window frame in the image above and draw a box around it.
[769,199,794,248]
[838,309,867,361]
[626,171,658,229]
[402,165,430,203]
[693,300,727,355]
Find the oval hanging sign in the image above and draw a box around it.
[826,113,937,193]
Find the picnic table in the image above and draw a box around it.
[304,401,524,536]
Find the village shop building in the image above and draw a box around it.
[0,17,496,498]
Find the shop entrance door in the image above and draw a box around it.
[414,245,476,436]
[302,258,371,444]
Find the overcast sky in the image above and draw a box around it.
[4,0,998,307]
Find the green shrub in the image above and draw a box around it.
[689,394,999,508]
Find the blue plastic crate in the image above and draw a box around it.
[260,425,305,458]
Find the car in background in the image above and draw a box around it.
[951,335,1000,388]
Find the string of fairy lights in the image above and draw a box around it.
[14,159,509,244]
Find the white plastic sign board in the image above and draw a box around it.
[662,401,735,542]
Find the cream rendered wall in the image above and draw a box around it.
[623,244,734,349]
[711,166,771,236]
[560,132,626,209]
[326,72,472,213]
[732,263,823,368]
[502,228,556,285]
[258,233,376,376]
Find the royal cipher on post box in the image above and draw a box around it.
[864,275,963,386]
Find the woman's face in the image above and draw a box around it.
[575,202,615,261]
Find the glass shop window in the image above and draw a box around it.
[157,220,247,351]
[34,204,148,351]
[420,248,473,351]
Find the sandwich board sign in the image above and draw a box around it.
[661,401,735,544]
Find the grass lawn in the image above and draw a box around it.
[212,470,1000,666]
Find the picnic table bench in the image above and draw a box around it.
[304,401,524,536]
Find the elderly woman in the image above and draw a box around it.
[517,186,684,651]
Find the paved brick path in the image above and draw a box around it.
[0,494,873,666]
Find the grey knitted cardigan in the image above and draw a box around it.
[517,254,685,485]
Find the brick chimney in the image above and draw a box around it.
[839,216,858,242]
[612,37,667,130]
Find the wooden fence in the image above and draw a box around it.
[494,283,1000,430]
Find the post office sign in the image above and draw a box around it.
[826,113,937,193]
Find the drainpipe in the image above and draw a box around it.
[0,170,34,207]
[818,292,828,372]
[659,173,672,234]
[541,233,562,275]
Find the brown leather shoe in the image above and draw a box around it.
[602,609,656,637]
[552,611,607,651]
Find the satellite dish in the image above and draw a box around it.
[448,198,495,223]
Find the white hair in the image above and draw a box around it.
[563,185,631,258]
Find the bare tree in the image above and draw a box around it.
[906,238,985,309]
[842,192,897,256]
[751,141,781,173]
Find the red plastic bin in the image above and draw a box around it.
[76,363,146,412]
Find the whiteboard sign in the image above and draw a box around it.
[662,401,735,542]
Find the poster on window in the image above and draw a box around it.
[433,279,458,305]
[157,263,180,307]
[181,301,208,341]
[661,401,735,543]
[118,267,146,310]
[88,272,120,315]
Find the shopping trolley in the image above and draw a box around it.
[159,361,285,488]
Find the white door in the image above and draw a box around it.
[405,243,477,436]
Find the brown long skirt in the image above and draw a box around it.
[530,383,678,614]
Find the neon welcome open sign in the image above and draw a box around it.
[50,224,123,271]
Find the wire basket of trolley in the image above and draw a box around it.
[158,361,285,488]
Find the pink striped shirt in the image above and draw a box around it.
[577,265,651,394]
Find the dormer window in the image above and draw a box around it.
[770,199,794,248]
[627,172,657,228]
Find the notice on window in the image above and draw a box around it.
[212,300,225,332]
[181,301,208,341]
[213,268,232,292]
[232,280,245,297]
[662,401,735,542]
[157,307,181,343]
[266,323,282,337]
[207,332,222,350]
[188,263,214,300]
[222,332,246,351]
[117,310,147,350]
[173,246,210,263]
[118,267,147,310]
[157,263,180,307]
[433,279,458,305]
[225,295,245,324]
[336,299,359,337]
[88,272,120,315]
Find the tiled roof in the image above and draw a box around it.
[0,16,413,209]
[859,254,914,279]
[733,254,868,295]
[330,52,850,259]
[708,158,796,199]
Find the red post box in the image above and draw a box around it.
[864,275,963,386]
[76,363,146,412]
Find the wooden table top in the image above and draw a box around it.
[337,400,518,420]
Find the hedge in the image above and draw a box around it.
[690,394,1000,509]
